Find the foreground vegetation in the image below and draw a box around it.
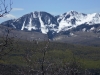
[0,38,100,75]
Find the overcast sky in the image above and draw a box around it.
[0,0,100,23]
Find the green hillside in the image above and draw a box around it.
[0,39,100,74]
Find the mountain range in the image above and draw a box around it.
[1,11,100,45]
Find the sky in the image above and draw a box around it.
[0,0,100,23]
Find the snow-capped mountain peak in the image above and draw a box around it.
[1,11,58,34]
[57,11,100,32]
[1,11,100,36]
[67,10,79,15]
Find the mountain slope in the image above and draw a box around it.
[57,11,100,32]
[1,10,100,41]
[1,11,58,34]
[0,25,48,41]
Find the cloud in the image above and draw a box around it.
[12,8,24,11]
[3,14,16,19]
[0,14,16,23]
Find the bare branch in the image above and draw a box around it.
[0,0,13,17]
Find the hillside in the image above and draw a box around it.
[0,39,100,74]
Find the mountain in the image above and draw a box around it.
[56,11,100,32]
[1,11,100,33]
[1,10,100,45]
[1,11,58,34]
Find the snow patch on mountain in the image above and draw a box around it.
[90,27,95,31]
[21,20,26,30]
[82,28,86,32]
[39,13,48,34]
[11,23,16,28]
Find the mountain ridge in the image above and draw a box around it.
[1,10,100,40]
